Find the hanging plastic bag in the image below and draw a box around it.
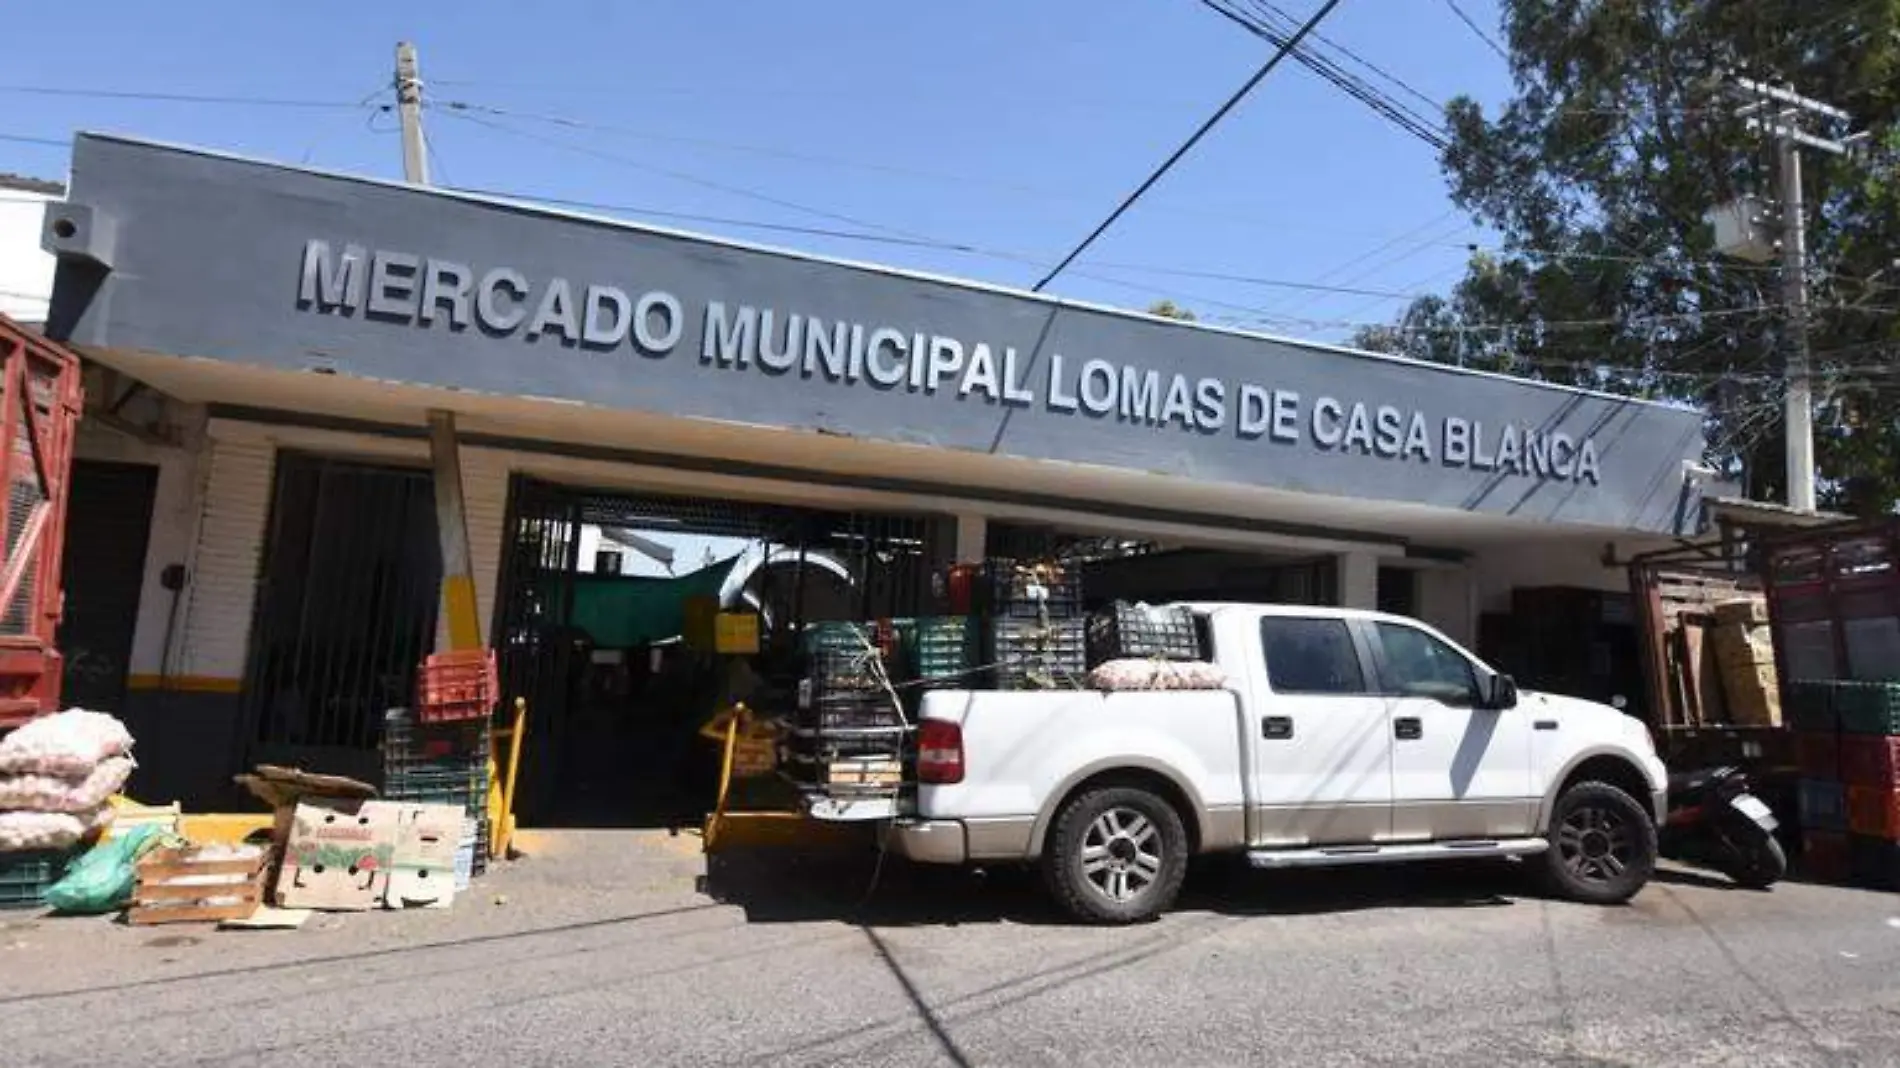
[41,823,166,915]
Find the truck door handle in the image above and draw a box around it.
[1262,716,1294,740]
[1394,717,1422,741]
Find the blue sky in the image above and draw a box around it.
[0,1,1512,344]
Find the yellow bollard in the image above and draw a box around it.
[486,697,528,860]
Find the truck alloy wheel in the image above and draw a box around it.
[1044,786,1188,924]
[1542,782,1657,905]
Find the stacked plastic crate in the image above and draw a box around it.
[984,562,1086,691]
[1087,602,1203,664]
[1788,681,1850,881]
[383,709,491,877]
[904,615,981,699]
[791,623,907,796]
[1837,682,1900,890]
[0,850,69,910]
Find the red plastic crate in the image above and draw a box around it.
[1794,731,1841,781]
[1845,786,1900,841]
[1839,735,1900,790]
[418,648,498,724]
[1802,829,1851,882]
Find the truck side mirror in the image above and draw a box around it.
[1484,674,1519,711]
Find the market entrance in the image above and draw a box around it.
[494,475,941,829]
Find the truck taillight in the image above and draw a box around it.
[916,719,964,785]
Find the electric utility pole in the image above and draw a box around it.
[392,41,476,651]
[395,41,430,186]
[1714,75,1859,512]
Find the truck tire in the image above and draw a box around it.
[1042,786,1189,924]
[1540,781,1657,905]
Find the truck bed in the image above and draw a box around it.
[914,688,1249,844]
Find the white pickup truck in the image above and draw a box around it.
[893,603,1667,923]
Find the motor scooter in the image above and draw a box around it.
[1659,765,1787,889]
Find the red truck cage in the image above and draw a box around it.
[0,314,83,728]
[1760,518,1900,685]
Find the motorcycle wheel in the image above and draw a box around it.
[1724,834,1787,890]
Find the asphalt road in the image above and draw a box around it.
[3,834,1898,1067]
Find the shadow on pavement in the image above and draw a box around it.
[701,847,1538,926]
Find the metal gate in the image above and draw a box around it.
[240,452,441,780]
[57,460,158,712]
[492,475,940,823]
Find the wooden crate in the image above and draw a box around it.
[129,845,269,926]
[825,758,903,789]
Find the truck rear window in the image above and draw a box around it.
[1259,617,1366,694]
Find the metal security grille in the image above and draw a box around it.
[242,453,442,752]
[987,521,1163,565]
[492,476,941,823]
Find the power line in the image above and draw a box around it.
[449,184,997,253]
[1437,0,1509,61]
[0,133,66,149]
[438,107,945,245]
[1032,0,1345,291]
[1247,0,1445,111]
[1200,0,1448,151]
[435,98,1070,203]
[0,84,375,110]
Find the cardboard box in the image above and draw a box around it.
[715,612,761,655]
[1712,621,1775,671]
[275,799,400,911]
[1722,660,1783,728]
[384,803,463,910]
[1713,597,1769,627]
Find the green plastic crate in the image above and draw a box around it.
[908,616,978,685]
[0,850,70,910]
[1836,681,1900,736]
[1783,680,1839,732]
[802,621,882,660]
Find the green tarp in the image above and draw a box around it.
[543,559,738,648]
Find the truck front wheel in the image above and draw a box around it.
[1540,781,1657,905]
[1043,786,1189,924]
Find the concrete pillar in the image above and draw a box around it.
[955,514,987,564]
[428,410,482,651]
[1336,550,1379,610]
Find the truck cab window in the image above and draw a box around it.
[1259,617,1366,694]
[1374,622,1479,705]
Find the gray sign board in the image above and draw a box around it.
[49,134,1707,533]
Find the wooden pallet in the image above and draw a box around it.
[128,845,269,926]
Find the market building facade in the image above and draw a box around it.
[41,133,1725,819]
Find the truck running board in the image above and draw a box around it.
[1246,837,1549,869]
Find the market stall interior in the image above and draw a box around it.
[493,477,944,829]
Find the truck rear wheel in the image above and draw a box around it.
[1540,781,1657,905]
[1042,786,1188,924]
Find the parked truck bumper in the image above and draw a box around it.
[888,820,968,864]
[888,817,1035,864]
